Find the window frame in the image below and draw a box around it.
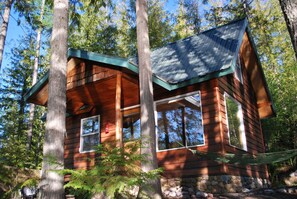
[155,91,205,152]
[224,93,247,151]
[122,109,141,142]
[79,115,100,153]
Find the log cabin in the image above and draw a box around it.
[24,18,275,195]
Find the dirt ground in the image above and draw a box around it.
[214,189,297,199]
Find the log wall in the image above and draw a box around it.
[218,66,268,179]
[64,57,269,179]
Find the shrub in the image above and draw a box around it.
[62,141,162,198]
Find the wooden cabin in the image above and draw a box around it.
[25,18,275,194]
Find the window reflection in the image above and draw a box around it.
[225,95,246,150]
[82,117,99,135]
[157,93,204,150]
[80,115,100,152]
[123,113,141,141]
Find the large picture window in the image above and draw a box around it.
[225,94,247,150]
[156,92,204,151]
[80,115,100,153]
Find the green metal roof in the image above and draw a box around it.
[130,18,248,84]
[24,18,252,100]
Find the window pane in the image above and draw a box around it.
[157,93,204,150]
[123,114,141,141]
[157,106,184,150]
[82,117,99,135]
[185,107,204,146]
[226,97,244,149]
[82,134,99,152]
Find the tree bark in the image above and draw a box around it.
[279,0,297,60]
[39,0,68,198]
[27,0,46,151]
[0,0,13,70]
[136,0,162,198]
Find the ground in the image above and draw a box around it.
[214,187,297,199]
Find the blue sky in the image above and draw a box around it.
[1,7,28,75]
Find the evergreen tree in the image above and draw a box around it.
[147,0,172,49]
[184,0,203,34]
[204,0,225,27]
[249,0,297,152]
[115,0,136,57]
[136,0,162,197]
[68,0,118,55]
[0,0,13,70]
[0,34,45,169]
[279,0,297,59]
[173,0,194,40]
[27,0,46,151]
[39,0,69,197]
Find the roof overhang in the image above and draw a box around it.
[24,23,275,120]
[24,48,237,104]
[240,31,276,119]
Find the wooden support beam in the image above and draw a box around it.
[115,72,123,147]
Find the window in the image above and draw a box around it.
[225,94,247,150]
[80,115,100,153]
[234,54,243,83]
[156,92,204,151]
[122,112,141,141]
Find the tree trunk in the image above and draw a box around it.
[27,0,46,151]
[136,0,162,198]
[0,0,13,70]
[279,0,297,59]
[39,0,69,198]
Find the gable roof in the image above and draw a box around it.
[24,18,275,118]
[131,18,247,84]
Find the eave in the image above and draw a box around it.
[24,48,237,104]
[240,30,276,119]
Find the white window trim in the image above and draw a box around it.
[79,115,100,153]
[224,93,247,151]
[154,91,205,152]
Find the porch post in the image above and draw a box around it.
[115,72,123,147]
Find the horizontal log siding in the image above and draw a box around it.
[64,99,116,170]
[65,59,122,169]
[154,80,226,177]
[67,61,117,90]
[218,66,268,179]
[64,58,268,179]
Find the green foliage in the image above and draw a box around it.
[191,148,297,166]
[0,33,46,181]
[248,0,297,185]
[0,164,40,199]
[147,0,173,49]
[62,141,163,198]
[173,0,194,40]
[69,0,174,57]
[247,0,297,152]
[68,0,119,56]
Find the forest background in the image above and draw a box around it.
[0,0,296,195]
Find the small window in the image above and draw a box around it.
[234,54,243,83]
[122,113,141,141]
[156,92,204,151]
[225,94,247,151]
[80,115,100,153]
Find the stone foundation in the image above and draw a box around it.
[161,175,270,198]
